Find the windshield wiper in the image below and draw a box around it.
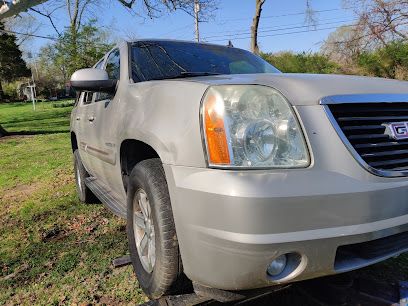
[151,71,221,81]
[180,71,221,77]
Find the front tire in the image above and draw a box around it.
[73,150,98,204]
[126,158,185,299]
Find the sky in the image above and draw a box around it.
[26,0,356,55]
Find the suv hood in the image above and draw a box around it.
[188,73,408,106]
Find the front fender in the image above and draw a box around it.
[118,80,209,167]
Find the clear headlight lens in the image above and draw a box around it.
[202,85,310,168]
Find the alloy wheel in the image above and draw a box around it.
[133,189,156,273]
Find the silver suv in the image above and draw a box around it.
[70,40,408,300]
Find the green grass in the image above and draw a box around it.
[0,100,73,134]
[0,102,146,305]
[0,102,407,305]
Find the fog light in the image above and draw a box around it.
[267,254,287,276]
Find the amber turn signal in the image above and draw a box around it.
[203,94,231,165]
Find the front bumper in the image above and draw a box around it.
[163,105,408,290]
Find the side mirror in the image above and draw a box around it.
[70,68,117,93]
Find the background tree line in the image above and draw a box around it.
[2,0,408,102]
[261,39,408,78]
[262,0,408,78]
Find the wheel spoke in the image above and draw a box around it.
[148,238,155,268]
[134,188,156,273]
[145,195,151,216]
[138,192,149,218]
[76,167,82,192]
[134,212,145,229]
[140,233,148,255]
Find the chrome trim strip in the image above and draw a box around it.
[320,94,408,105]
[81,142,116,165]
[323,105,408,178]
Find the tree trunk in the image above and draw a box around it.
[0,81,8,137]
[0,79,3,101]
[251,0,265,54]
[0,124,8,137]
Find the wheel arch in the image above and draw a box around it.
[120,139,161,191]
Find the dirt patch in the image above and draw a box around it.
[0,182,43,206]
[0,169,73,208]
[0,182,44,228]
[0,134,33,142]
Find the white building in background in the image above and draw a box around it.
[17,82,35,101]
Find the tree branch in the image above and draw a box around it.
[29,7,61,36]
[77,0,93,29]
[116,0,137,8]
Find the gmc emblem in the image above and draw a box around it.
[383,122,408,140]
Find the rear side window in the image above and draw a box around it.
[82,92,94,105]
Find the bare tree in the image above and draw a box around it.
[251,0,265,54]
[116,0,217,19]
[29,4,63,37]
[250,0,315,54]
[322,0,408,70]
[64,0,100,68]
[321,25,368,72]
[5,0,217,46]
[344,0,408,47]
[304,0,317,26]
[3,14,42,47]
[117,0,217,42]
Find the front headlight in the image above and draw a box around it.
[201,85,310,168]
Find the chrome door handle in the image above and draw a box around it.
[88,116,95,122]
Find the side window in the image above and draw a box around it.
[81,92,94,105]
[94,59,104,69]
[106,49,120,80]
[95,49,120,102]
[74,91,81,107]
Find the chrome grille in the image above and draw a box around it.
[326,103,408,176]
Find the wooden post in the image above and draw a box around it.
[194,0,200,42]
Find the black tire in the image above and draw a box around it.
[73,150,98,204]
[127,158,186,299]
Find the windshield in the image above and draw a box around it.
[130,40,280,82]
